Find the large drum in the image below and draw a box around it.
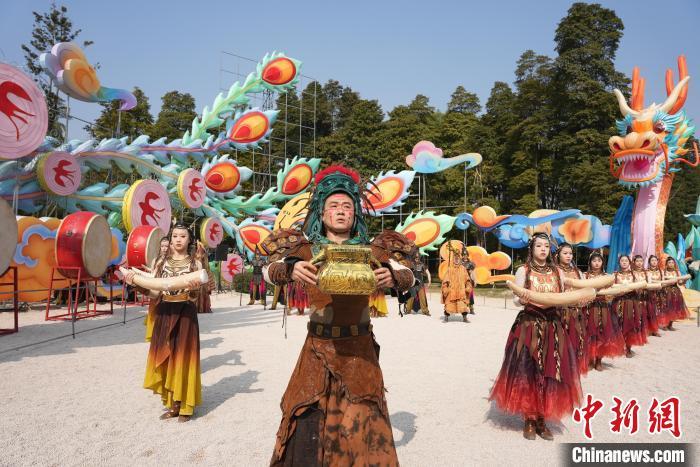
[0,199,18,275]
[127,225,165,269]
[0,63,49,160]
[55,211,111,279]
[122,179,172,233]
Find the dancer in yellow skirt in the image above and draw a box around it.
[144,236,170,342]
[369,288,389,317]
[124,224,204,422]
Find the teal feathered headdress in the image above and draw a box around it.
[302,165,372,243]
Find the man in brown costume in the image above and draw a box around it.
[262,165,415,466]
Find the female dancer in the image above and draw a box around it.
[286,280,308,316]
[613,255,647,357]
[584,252,625,371]
[663,257,690,330]
[644,255,664,336]
[145,236,170,342]
[490,233,584,441]
[556,243,588,375]
[630,255,656,337]
[124,224,205,422]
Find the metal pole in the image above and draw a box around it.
[313,81,317,157]
[463,161,467,212]
[122,286,128,324]
[64,95,70,142]
[70,279,76,339]
[116,109,122,138]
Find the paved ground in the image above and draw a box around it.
[0,291,697,466]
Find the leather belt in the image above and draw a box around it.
[307,321,373,339]
[162,293,190,302]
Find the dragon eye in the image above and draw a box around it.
[653,121,666,134]
[626,125,633,134]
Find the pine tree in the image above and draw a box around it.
[447,86,481,115]
[150,91,197,141]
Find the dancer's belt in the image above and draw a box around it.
[522,305,560,321]
[162,293,190,302]
[307,321,373,339]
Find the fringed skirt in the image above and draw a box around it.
[143,300,202,416]
[586,299,625,360]
[489,306,582,421]
[286,282,308,312]
[369,290,389,317]
[563,307,588,376]
[613,294,647,348]
[644,291,661,334]
[271,333,398,466]
[250,278,266,300]
[144,299,157,342]
[666,285,690,322]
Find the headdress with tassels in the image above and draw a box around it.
[302,164,373,244]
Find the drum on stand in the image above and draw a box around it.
[126,225,165,269]
[0,199,18,276]
[55,212,111,279]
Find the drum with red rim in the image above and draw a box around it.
[55,212,111,279]
[0,199,18,275]
[127,225,165,269]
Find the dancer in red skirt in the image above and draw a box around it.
[631,255,657,337]
[285,281,308,315]
[663,257,690,330]
[584,252,625,371]
[645,255,664,335]
[556,243,588,376]
[613,255,647,357]
[489,233,584,441]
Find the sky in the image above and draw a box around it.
[1,0,699,141]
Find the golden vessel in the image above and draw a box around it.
[311,244,380,295]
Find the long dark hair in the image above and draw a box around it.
[618,254,632,271]
[647,255,660,271]
[587,251,605,273]
[631,254,645,271]
[154,224,196,275]
[526,233,555,267]
[555,242,579,270]
[665,257,679,271]
[524,233,563,292]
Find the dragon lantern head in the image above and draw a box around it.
[609,56,697,188]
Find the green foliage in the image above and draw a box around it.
[150,91,197,141]
[308,2,694,248]
[447,86,481,115]
[21,2,93,140]
[232,270,252,293]
[89,87,154,140]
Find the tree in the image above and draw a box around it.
[21,2,93,139]
[150,91,197,141]
[547,2,630,221]
[317,98,384,171]
[447,86,481,115]
[88,87,153,140]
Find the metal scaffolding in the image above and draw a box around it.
[219,50,318,197]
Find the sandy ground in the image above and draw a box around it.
[0,291,698,467]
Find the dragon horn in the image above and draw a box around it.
[659,76,690,114]
[613,88,638,117]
